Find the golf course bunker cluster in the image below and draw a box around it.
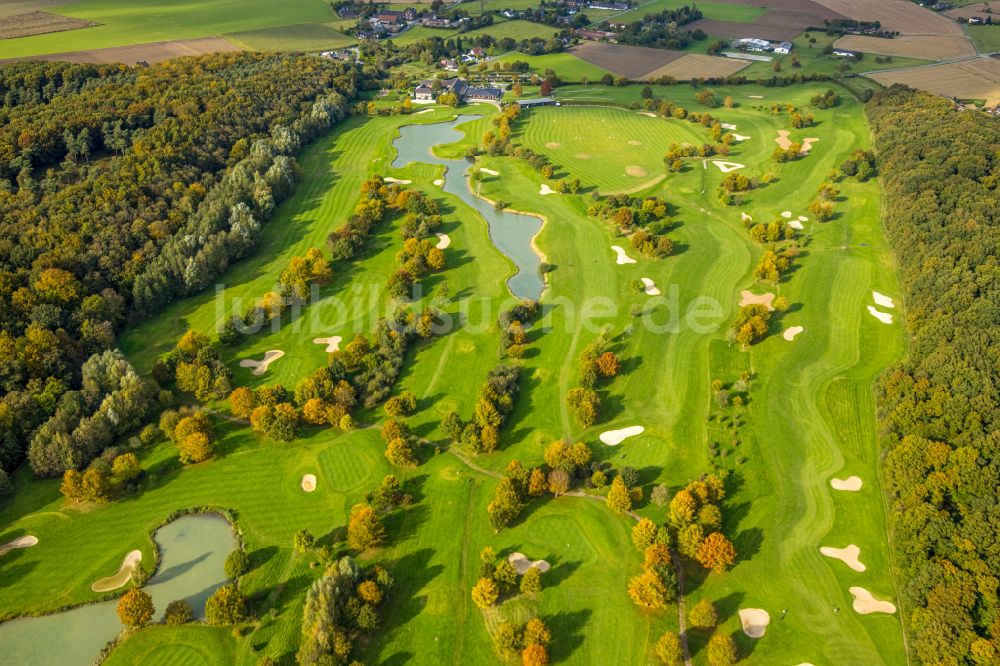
[6,33,990,666]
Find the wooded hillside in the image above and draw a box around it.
[0,54,356,472]
[868,87,999,665]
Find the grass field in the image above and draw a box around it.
[966,24,1000,52]
[461,19,561,42]
[1,82,907,665]
[103,625,243,666]
[0,0,335,59]
[492,51,614,81]
[224,22,355,52]
[609,0,766,25]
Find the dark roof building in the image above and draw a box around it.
[517,97,556,108]
[466,87,503,101]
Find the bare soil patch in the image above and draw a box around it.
[869,57,1000,107]
[625,165,648,177]
[835,34,975,60]
[0,0,71,19]
[0,11,96,39]
[813,0,965,35]
[3,37,243,65]
[642,53,749,80]
[569,41,685,79]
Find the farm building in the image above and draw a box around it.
[733,38,771,52]
[773,41,793,54]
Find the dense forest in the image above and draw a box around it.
[868,87,999,664]
[0,54,357,474]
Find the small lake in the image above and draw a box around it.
[392,115,545,301]
[0,513,237,665]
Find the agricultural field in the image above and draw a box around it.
[966,25,1000,52]
[868,56,1000,106]
[0,37,244,65]
[569,40,749,79]
[610,0,767,25]
[224,22,356,52]
[0,71,911,666]
[0,10,96,39]
[460,19,562,42]
[0,0,335,59]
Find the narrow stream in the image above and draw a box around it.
[0,513,237,665]
[392,115,545,301]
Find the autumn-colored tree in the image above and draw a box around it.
[178,431,213,464]
[228,386,256,419]
[528,468,547,496]
[547,468,570,496]
[522,643,549,666]
[655,631,684,665]
[60,469,84,502]
[632,518,658,551]
[566,387,600,427]
[706,632,738,665]
[595,351,620,377]
[205,583,248,625]
[302,397,333,425]
[697,532,737,573]
[117,588,154,627]
[471,577,499,608]
[689,598,718,630]
[644,543,672,572]
[523,617,551,645]
[112,453,140,481]
[385,437,417,467]
[521,566,543,595]
[347,503,385,551]
[607,476,633,513]
[628,569,668,609]
[357,580,382,605]
[493,560,519,591]
[81,467,111,502]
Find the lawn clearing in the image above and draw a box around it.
[0,36,244,65]
[102,625,242,666]
[492,51,613,81]
[515,105,706,193]
[966,24,1000,53]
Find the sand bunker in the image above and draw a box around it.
[435,232,451,249]
[749,94,764,99]
[732,133,750,141]
[239,350,284,375]
[611,245,636,265]
[545,142,561,149]
[872,291,895,309]
[712,161,745,173]
[849,587,896,615]
[739,290,775,310]
[301,474,317,492]
[313,336,342,353]
[789,220,804,230]
[781,211,792,218]
[600,425,645,446]
[741,212,753,222]
[508,552,551,575]
[91,550,142,592]
[783,326,804,341]
[627,140,642,146]
[433,178,444,186]
[637,111,656,117]
[480,168,499,176]
[539,183,558,195]
[775,131,820,154]
[0,535,38,557]
[625,165,648,177]
[867,306,893,324]
[575,153,591,159]
[721,122,737,130]
[384,177,411,184]
[798,215,808,222]
[416,108,434,115]
[830,476,863,491]
[820,545,865,573]
[640,278,660,296]
[738,608,771,638]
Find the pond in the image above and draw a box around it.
[392,115,546,301]
[0,513,237,665]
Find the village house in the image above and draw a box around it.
[412,78,501,104]
[577,28,618,42]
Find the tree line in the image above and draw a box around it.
[0,54,358,478]
[868,86,1000,665]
